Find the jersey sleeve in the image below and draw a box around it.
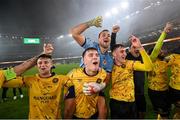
[82,37,96,49]
[0,68,17,88]
[110,33,117,51]
[133,49,153,71]
[62,75,75,98]
[0,70,6,88]
[150,31,167,61]
[167,54,175,66]
[105,56,113,73]
[2,76,24,88]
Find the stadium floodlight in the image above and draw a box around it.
[135,11,140,14]
[105,12,111,18]
[144,5,151,10]
[68,34,72,37]
[57,35,64,39]
[121,1,129,10]
[23,38,40,44]
[125,15,130,19]
[157,1,160,5]
[111,7,118,15]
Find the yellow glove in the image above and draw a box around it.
[86,16,103,27]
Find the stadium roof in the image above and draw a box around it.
[0,0,180,62]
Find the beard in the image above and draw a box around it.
[102,43,109,49]
[158,54,165,60]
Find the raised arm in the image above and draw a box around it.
[0,43,54,88]
[130,36,153,71]
[150,22,173,61]
[110,25,120,51]
[70,16,102,46]
[13,43,54,76]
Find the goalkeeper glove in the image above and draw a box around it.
[86,16,103,27]
[83,82,106,95]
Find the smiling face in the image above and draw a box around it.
[98,30,111,49]
[83,48,100,72]
[129,45,140,57]
[112,44,127,64]
[37,57,53,77]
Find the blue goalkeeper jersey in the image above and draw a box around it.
[80,37,113,73]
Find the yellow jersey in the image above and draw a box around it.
[168,54,180,90]
[110,49,152,102]
[0,68,17,88]
[0,70,6,88]
[148,59,169,91]
[67,68,107,118]
[3,74,73,119]
[110,61,135,102]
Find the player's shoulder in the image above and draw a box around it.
[126,60,135,69]
[23,74,37,80]
[172,53,180,58]
[99,68,106,74]
[167,53,179,61]
[55,74,69,80]
[0,70,3,74]
[97,68,107,79]
[67,68,84,77]
[127,60,134,65]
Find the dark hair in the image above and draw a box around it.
[112,44,125,52]
[98,29,109,38]
[147,48,153,55]
[37,54,52,60]
[172,46,180,54]
[82,47,98,58]
[148,48,168,60]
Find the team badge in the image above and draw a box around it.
[77,79,82,82]
[96,78,102,83]
[103,60,107,65]
[52,78,59,83]
[121,64,126,68]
